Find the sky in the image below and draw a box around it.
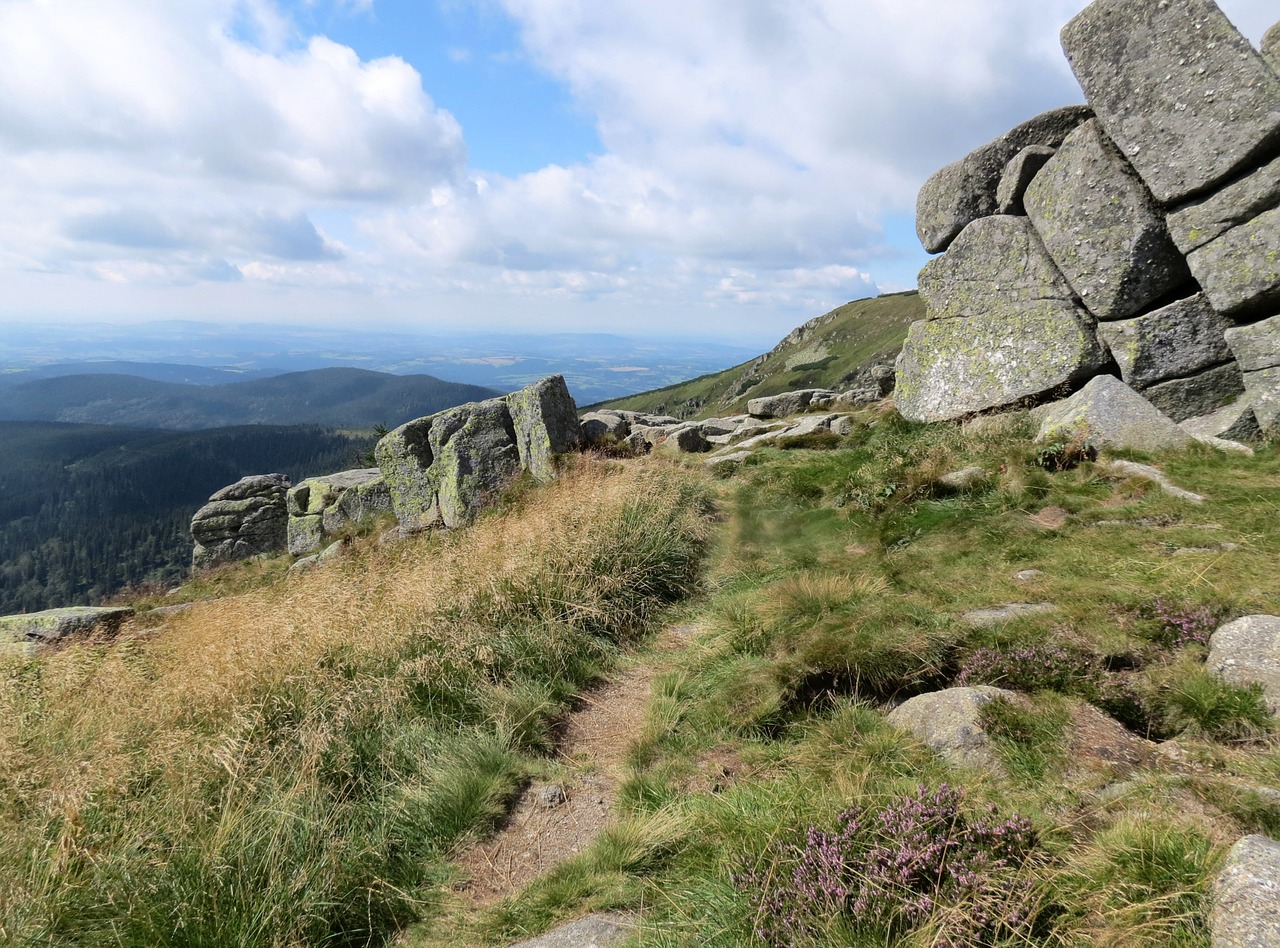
[0,0,1274,345]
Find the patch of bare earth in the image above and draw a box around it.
[453,624,695,906]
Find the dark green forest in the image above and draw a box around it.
[0,422,376,614]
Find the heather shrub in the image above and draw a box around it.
[1140,598,1226,650]
[956,640,1097,694]
[733,784,1041,946]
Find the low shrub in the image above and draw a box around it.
[732,784,1041,947]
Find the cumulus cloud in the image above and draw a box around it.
[1,0,1275,334]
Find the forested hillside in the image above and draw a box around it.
[0,422,376,613]
[0,367,498,429]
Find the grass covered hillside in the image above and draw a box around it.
[3,409,1278,947]
[589,291,923,420]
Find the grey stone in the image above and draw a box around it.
[699,417,746,437]
[887,686,1017,770]
[191,474,289,570]
[509,913,636,948]
[1061,0,1280,205]
[150,603,193,618]
[1106,460,1205,503]
[996,145,1056,215]
[919,215,1080,322]
[317,541,345,564]
[579,411,631,444]
[1034,375,1193,452]
[535,783,567,808]
[915,105,1093,253]
[1211,835,1280,948]
[428,398,523,529]
[960,603,1057,627]
[1208,615,1280,712]
[1142,361,1245,423]
[939,466,989,490]
[1181,396,1263,442]
[1238,366,1280,432]
[1015,570,1046,582]
[1265,21,1280,72]
[0,606,133,645]
[1166,156,1280,255]
[668,424,711,454]
[504,374,581,482]
[1224,314,1280,372]
[1024,120,1189,321]
[288,554,319,576]
[288,514,325,557]
[375,417,440,531]
[706,450,752,468]
[747,389,837,419]
[1097,294,1234,389]
[1186,205,1280,318]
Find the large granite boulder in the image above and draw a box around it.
[0,606,133,648]
[579,411,631,445]
[897,216,1106,422]
[505,374,581,482]
[1211,835,1280,948]
[1165,156,1280,256]
[1185,205,1280,319]
[191,474,289,570]
[1181,396,1262,442]
[1024,119,1190,321]
[1061,0,1280,205]
[287,468,392,556]
[915,106,1093,253]
[886,686,1016,770]
[747,389,837,419]
[376,376,579,530]
[1033,374,1193,452]
[1141,362,1245,423]
[1225,315,1280,432]
[1208,615,1280,713]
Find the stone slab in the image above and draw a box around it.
[1034,374,1193,452]
[1186,204,1280,318]
[1208,615,1280,712]
[1239,366,1280,432]
[1025,119,1189,321]
[1224,313,1280,371]
[1061,0,1280,204]
[996,145,1056,215]
[0,606,133,645]
[509,912,636,948]
[1097,294,1234,389]
[1142,361,1245,422]
[1180,396,1263,441]
[1166,155,1280,255]
[1212,835,1280,948]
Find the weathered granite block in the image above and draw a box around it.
[1061,0,1280,204]
[1096,294,1234,388]
[1024,119,1190,321]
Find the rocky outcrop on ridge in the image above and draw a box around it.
[287,469,393,556]
[190,474,290,570]
[376,375,580,531]
[0,605,133,653]
[898,0,1280,430]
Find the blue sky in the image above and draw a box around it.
[0,0,1274,345]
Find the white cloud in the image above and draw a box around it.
[0,0,1276,336]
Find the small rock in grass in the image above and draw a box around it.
[939,466,989,490]
[509,912,636,948]
[534,783,567,808]
[1211,835,1280,948]
[1015,570,1046,583]
[1106,460,1204,504]
[887,686,1016,770]
[961,603,1056,628]
[1208,616,1280,713]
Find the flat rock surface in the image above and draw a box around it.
[961,603,1056,627]
[1142,361,1244,424]
[1025,119,1188,321]
[915,105,1092,253]
[1034,375,1192,452]
[1238,365,1280,432]
[508,913,636,948]
[1062,0,1280,204]
[1187,204,1280,318]
[1224,314,1280,372]
[1211,834,1280,948]
[1208,615,1280,712]
[1166,155,1280,255]
[1180,397,1262,442]
[996,145,1056,215]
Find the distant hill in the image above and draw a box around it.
[588,292,924,419]
[0,361,278,388]
[0,421,378,613]
[0,368,500,430]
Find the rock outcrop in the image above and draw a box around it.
[191,474,289,570]
[376,375,580,531]
[899,0,1280,430]
[287,469,393,556]
[1208,615,1280,713]
[887,686,1016,770]
[0,606,133,652]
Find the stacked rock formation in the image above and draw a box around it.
[375,375,581,530]
[899,0,1280,435]
[190,473,290,570]
[286,469,393,556]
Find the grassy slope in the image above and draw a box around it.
[5,415,1280,947]
[587,291,923,420]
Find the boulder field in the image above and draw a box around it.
[901,0,1280,437]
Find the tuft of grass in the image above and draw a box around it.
[978,694,1070,781]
